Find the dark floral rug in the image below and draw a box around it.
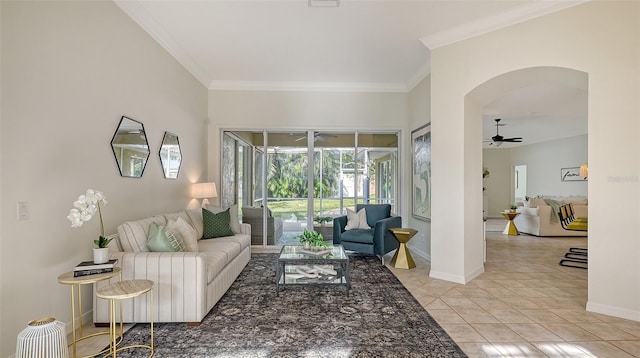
[114,253,467,357]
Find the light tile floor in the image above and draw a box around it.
[387,224,640,357]
[72,225,640,357]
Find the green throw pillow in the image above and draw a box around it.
[202,208,234,239]
[147,222,186,252]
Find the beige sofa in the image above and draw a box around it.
[513,196,588,237]
[93,208,251,325]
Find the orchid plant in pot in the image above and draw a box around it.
[67,189,111,264]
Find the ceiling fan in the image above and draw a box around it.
[294,131,337,142]
[485,118,523,146]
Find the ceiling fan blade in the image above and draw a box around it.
[502,137,523,142]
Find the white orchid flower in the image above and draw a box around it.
[68,189,108,244]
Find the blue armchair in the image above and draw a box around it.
[333,204,401,263]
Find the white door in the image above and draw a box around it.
[514,165,527,203]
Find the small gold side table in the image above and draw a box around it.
[57,267,122,358]
[501,211,520,236]
[97,279,154,358]
[388,228,418,269]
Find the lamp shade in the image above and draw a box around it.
[191,182,217,199]
[579,163,588,177]
[16,318,68,358]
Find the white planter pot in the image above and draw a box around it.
[93,248,109,264]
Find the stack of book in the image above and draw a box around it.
[73,259,118,277]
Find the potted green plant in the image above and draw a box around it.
[510,204,517,213]
[313,216,333,227]
[298,229,330,250]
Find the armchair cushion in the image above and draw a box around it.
[340,229,375,244]
[345,208,370,230]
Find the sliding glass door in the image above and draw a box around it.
[221,130,399,247]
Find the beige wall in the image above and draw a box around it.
[407,75,431,259]
[0,2,208,355]
[431,1,639,320]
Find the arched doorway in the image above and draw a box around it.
[467,65,588,268]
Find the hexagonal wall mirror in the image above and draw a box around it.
[159,131,182,179]
[110,116,150,178]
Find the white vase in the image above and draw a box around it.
[93,248,109,264]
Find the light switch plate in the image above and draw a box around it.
[17,202,29,220]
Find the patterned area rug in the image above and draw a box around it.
[114,253,467,357]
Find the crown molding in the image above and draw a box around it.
[208,80,408,93]
[421,1,588,50]
[406,62,431,93]
[114,0,212,88]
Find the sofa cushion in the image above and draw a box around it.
[184,208,204,239]
[117,215,166,252]
[146,222,186,252]
[202,208,234,239]
[345,208,370,230]
[167,216,199,252]
[206,204,241,234]
[198,236,247,283]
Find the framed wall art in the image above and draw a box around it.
[412,123,431,221]
[561,167,587,181]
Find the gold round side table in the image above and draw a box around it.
[97,279,154,358]
[388,228,418,269]
[57,267,122,358]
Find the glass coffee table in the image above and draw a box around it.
[276,245,350,296]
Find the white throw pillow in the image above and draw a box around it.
[344,208,370,230]
[168,217,199,252]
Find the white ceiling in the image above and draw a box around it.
[116,0,587,146]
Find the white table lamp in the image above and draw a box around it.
[192,182,217,207]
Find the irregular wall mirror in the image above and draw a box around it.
[110,116,150,178]
[159,131,182,179]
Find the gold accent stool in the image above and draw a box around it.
[388,228,418,269]
[97,279,154,358]
[57,267,122,358]
[501,211,520,236]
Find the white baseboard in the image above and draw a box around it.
[586,301,640,322]
[429,270,467,284]
[409,247,430,262]
[63,308,94,337]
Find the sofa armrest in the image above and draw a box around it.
[239,223,251,235]
[94,251,209,323]
[332,216,348,244]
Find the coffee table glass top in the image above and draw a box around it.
[278,245,348,261]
